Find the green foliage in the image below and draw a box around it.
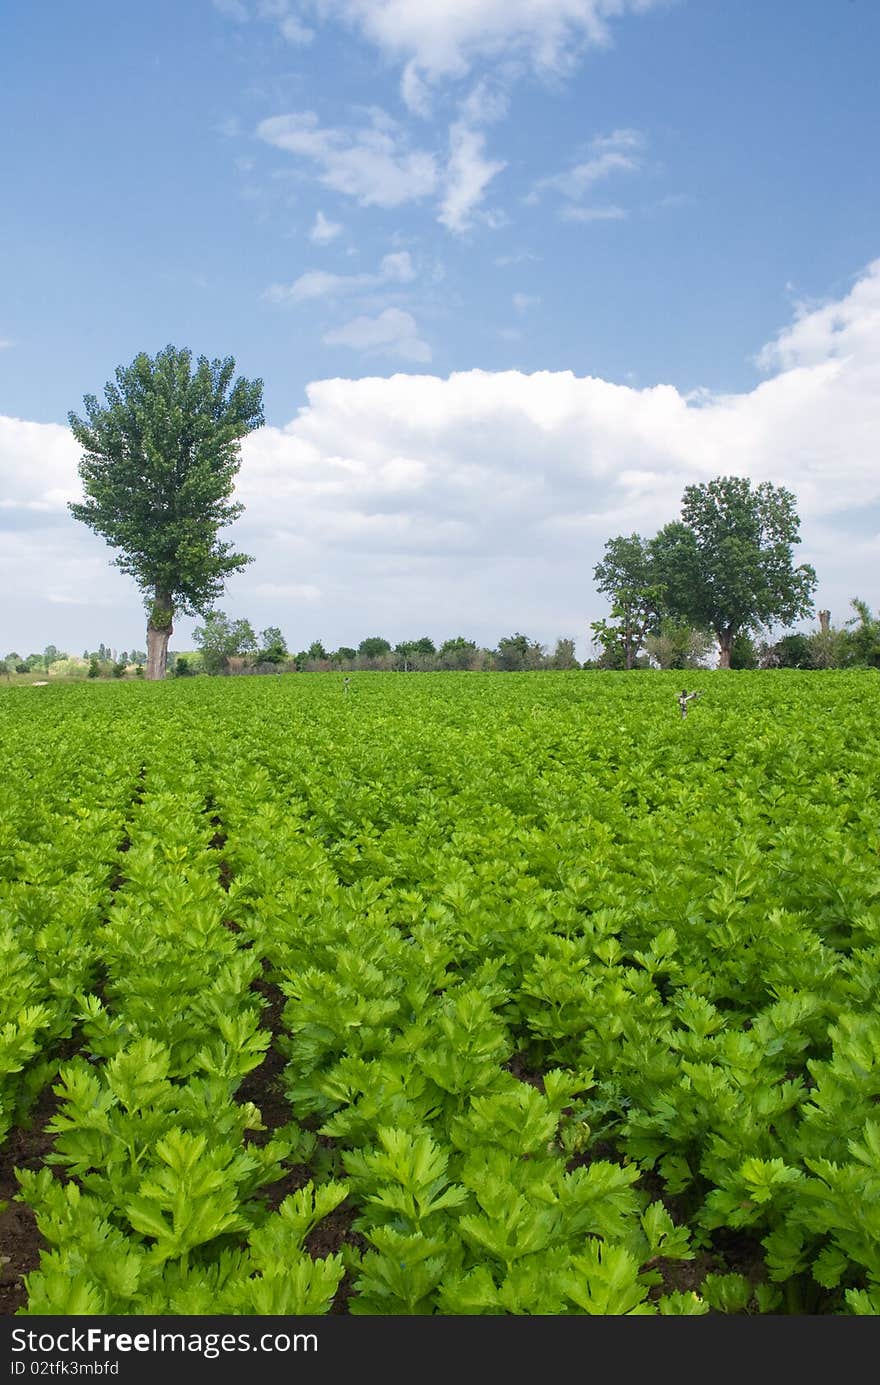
[769,632,813,669]
[3,669,880,1315]
[67,346,263,678]
[192,611,258,674]
[646,618,714,670]
[68,345,263,614]
[258,627,289,664]
[495,633,546,671]
[729,632,759,669]
[358,636,391,660]
[650,477,817,663]
[438,636,477,670]
[846,599,880,668]
[593,534,666,669]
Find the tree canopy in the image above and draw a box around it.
[651,477,817,666]
[68,344,264,679]
[592,533,666,670]
[192,611,258,674]
[593,477,817,669]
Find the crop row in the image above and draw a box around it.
[2,670,879,1313]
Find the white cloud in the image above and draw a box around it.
[260,110,504,234]
[0,338,12,350]
[531,128,645,205]
[213,0,249,21]
[279,14,313,42]
[4,260,880,651]
[320,1,670,109]
[590,127,644,153]
[257,110,438,209]
[309,210,343,243]
[265,250,416,303]
[253,581,321,600]
[255,0,313,41]
[756,262,880,371]
[460,79,510,126]
[512,292,540,313]
[322,307,431,361]
[400,61,433,118]
[438,122,506,233]
[561,204,627,223]
[0,417,80,513]
[494,251,540,267]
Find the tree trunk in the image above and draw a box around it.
[717,632,733,669]
[146,588,174,681]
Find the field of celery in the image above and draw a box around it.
[1,669,879,1316]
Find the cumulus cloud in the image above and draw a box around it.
[309,210,343,243]
[0,417,80,518]
[3,260,880,650]
[322,307,431,361]
[756,263,880,371]
[257,110,438,209]
[319,1,670,109]
[265,250,415,303]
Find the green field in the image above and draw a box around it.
[2,670,879,1315]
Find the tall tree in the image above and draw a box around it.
[651,477,817,668]
[592,533,665,669]
[68,345,264,679]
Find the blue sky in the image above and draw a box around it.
[2,0,879,659]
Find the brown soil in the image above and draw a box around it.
[306,1206,368,1314]
[504,1051,545,1091]
[648,1250,717,1300]
[0,1087,59,1316]
[238,976,292,1146]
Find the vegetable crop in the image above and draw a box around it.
[1,669,879,1314]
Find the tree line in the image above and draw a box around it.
[57,343,877,680]
[8,601,878,682]
[175,621,581,676]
